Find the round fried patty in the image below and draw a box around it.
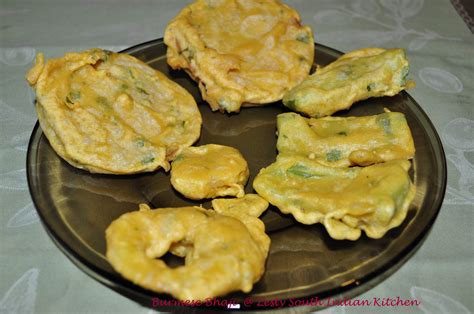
[170,144,249,200]
[164,0,314,113]
[26,49,202,174]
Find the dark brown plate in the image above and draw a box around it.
[27,39,446,312]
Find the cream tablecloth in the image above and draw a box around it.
[0,0,472,313]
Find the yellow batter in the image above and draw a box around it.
[283,48,415,117]
[106,203,270,300]
[164,0,314,113]
[277,111,415,167]
[212,194,270,253]
[170,144,249,200]
[26,49,202,174]
[253,155,416,240]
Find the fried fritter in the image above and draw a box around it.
[170,144,249,200]
[253,155,416,240]
[164,0,314,113]
[277,111,415,167]
[212,194,270,257]
[212,194,269,218]
[283,48,414,117]
[26,49,201,174]
[105,203,270,301]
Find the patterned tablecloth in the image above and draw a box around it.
[0,0,472,313]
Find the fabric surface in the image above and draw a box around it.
[0,0,472,313]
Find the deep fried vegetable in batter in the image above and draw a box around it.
[171,144,249,200]
[277,111,415,167]
[26,49,201,174]
[212,194,270,258]
[283,48,414,117]
[164,0,314,113]
[105,203,270,300]
[212,194,269,218]
[253,155,416,240]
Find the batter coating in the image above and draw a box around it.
[212,194,270,259]
[253,155,416,240]
[277,111,415,167]
[212,194,269,218]
[164,0,314,113]
[283,48,414,117]
[171,144,249,200]
[26,49,201,174]
[105,204,270,300]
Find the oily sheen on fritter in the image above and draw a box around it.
[170,144,250,200]
[26,49,201,174]
[276,111,415,167]
[164,0,314,113]
[253,155,416,240]
[105,200,270,301]
[283,48,414,117]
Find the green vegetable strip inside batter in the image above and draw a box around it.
[400,66,409,85]
[284,99,297,110]
[181,47,195,60]
[326,149,341,162]
[141,156,155,165]
[100,50,112,62]
[136,86,149,95]
[66,91,81,104]
[296,34,310,43]
[218,99,233,110]
[96,96,109,108]
[366,83,376,91]
[287,164,316,178]
[377,115,392,135]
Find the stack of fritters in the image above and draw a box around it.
[252,44,417,241]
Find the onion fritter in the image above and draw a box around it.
[253,155,416,240]
[283,48,414,117]
[164,0,314,113]
[277,111,415,167]
[105,204,270,300]
[26,49,201,174]
[171,144,250,200]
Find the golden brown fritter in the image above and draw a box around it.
[26,49,201,174]
[276,111,415,167]
[283,48,414,117]
[164,0,314,113]
[253,155,415,240]
[170,144,249,200]
[105,203,270,300]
